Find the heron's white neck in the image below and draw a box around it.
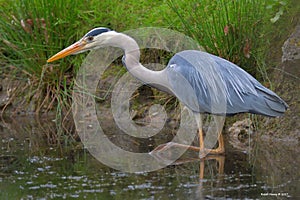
[108,33,168,87]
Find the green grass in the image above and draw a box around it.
[167,0,289,79]
[0,0,88,114]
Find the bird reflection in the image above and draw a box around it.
[150,150,225,198]
[197,154,225,179]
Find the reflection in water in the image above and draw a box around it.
[0,117,299,199]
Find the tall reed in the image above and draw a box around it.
[167,0,288,79]
[0,0,90,114]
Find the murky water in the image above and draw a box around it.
[0,116,299,199]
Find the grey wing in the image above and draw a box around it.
[165,50,288,116]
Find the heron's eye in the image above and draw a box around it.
[86,36,94,42]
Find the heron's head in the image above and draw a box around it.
[47,27,116,62]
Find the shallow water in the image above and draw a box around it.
[0,116,299,199]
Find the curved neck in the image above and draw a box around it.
[109,33,168,87]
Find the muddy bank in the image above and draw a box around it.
[260,24,300,144]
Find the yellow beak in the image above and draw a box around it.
[47,40,86,62]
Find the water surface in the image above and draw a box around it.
[0,116,299,199]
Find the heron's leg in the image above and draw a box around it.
[151,114,225,156]
[199,129,204,150]
[195,114,211,158]
[199,160,205,179]
[208,115,225,154]
[151,142,201,152]
[152,112,204,152]
[195,114,204,151]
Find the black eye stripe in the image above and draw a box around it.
[85,28,111,37]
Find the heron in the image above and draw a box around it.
[47,27,288,158]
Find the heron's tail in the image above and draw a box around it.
[251,86,288,117]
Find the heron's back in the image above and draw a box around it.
[165,50,288,117]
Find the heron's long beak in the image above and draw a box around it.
[47,40,86,62]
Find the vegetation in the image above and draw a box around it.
[0,0,83,114]
[0,0,291,122]
[0,0,169,114]
[167,0,290,79]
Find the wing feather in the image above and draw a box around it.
[166,50,288,116]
